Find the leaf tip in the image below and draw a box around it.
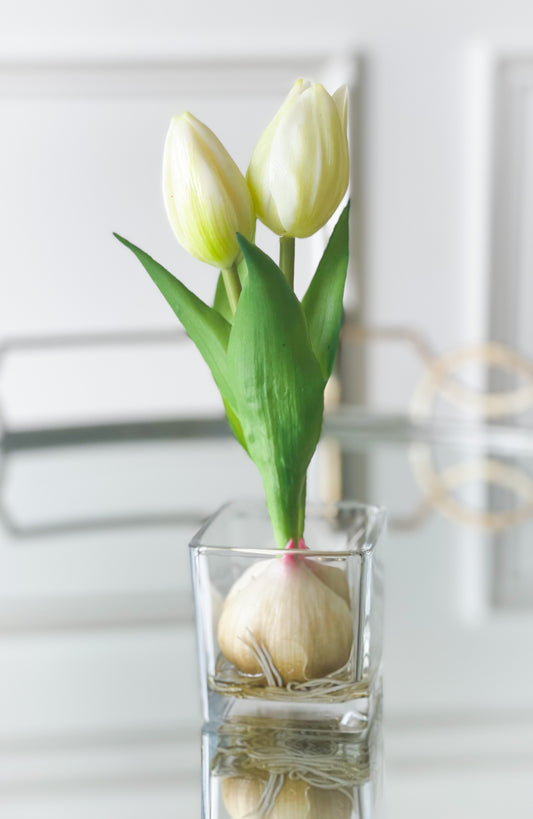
[236,232,254,255]
[113,232,129,247]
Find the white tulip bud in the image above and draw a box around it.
[247,79,349,238]
[163,113,255,268]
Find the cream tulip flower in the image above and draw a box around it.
[247,79,349,238]
[163,113,255,269]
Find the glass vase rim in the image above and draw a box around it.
[189,498,387,557]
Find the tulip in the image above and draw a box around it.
[163,113,255,269]
[247,79,349,238]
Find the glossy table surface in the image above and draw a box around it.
[1,412,533,817]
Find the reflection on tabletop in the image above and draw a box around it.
[202,714,382,819]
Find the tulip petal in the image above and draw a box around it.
[246,79,349,237]
[163,113,255,268]
[333,84,349,134]
[246,79,315,236]
[246,127,286,236]
[268,84,349,237]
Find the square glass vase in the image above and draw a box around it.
[189,500,385,735]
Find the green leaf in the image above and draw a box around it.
[212,274,252,449]
[228,235,326,547]
[212,273,250,451]
[222,398,248,452]
[114,234,237,413]
[236,254,248,287]
[301,202,350,380]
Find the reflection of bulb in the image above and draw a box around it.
[222,775,352,819]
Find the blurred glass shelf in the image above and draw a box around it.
[324,406,533,453]
[0,409,532,819]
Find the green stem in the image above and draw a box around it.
[298,478,307,541]
[279,236,295,289]
[222,263,241,314]
[263,471,306,548]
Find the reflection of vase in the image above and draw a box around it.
[202,715,383,819]
[190,501,385,733]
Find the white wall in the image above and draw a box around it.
[3,0,533,415]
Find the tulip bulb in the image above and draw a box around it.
[222,775,352,819]
[217,547,353,685]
